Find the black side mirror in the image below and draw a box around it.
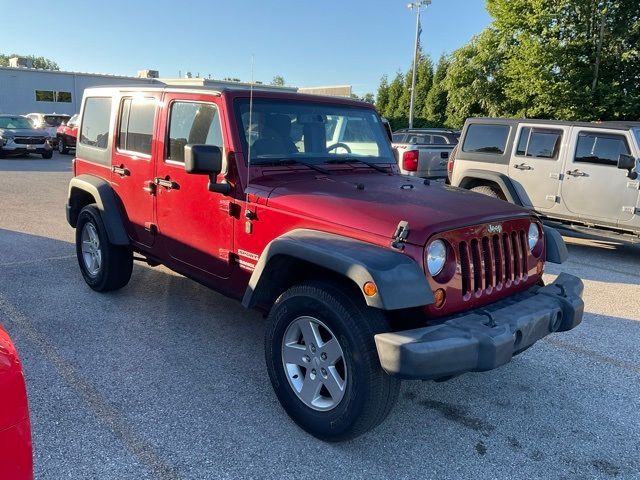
[617,153,638,179]
[184,144,230,194]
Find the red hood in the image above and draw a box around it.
[253,170,530,246]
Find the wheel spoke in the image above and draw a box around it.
[299,372,321,405]
[94,250,102,269]
[323,367,345,400]
[282,343,307,366]
[299,318,322,348]
[81,240,92,253]
[320,338,342,365]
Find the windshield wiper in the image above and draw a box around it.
[253,158,331,175]
[326,157,390,174]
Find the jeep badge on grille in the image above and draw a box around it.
[487,224,503,234]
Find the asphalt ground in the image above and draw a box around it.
[0,152,639,479]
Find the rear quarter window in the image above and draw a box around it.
[462,124,510,155]
[80,97,112,149]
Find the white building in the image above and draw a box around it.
[0,58,351,116]
[0,65,157,115]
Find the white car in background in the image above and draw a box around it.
[25,113,71,147]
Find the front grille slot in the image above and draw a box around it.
[14,137,45,145]
[457,228,529,300]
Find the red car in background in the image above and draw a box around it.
[0,324,33,479]
[56,113,79,154]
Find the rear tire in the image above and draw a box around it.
[42,150,53,159]
[75,204,133,292]
[471,184,506,201]
[265,280,400,441]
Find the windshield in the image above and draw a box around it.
[44,115,71,127]
[234,98,394,165]
[0,116,33,129]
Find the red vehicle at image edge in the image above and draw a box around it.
[0,324,33,479]
[65,85,585,441]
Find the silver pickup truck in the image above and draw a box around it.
[392,128,459,179]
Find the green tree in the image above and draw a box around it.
[413,54,434,122]
[270,75,286,86]
[385,71,405,120]
[444,29,510,127]
[375,75,390,113]
[0,53,59,70]
[422,55,450,126]
[361,92,375,104]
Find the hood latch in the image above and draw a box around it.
[391,221,410,250]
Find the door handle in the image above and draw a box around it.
[112,165,130,177]
[154,177,179,190]
[514,163,533,170]
[566,169,588,177]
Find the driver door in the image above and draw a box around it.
[155,93,234,279]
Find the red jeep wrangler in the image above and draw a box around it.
[66,86,584,441]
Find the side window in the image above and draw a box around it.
[516,127,562,159]
[80,97,112,149]
[462,124,510,154]
[575,132,630,166]
[431,135,448,145]
[167,102,222,163]
[117,97,155,155]
[391,133,405,143]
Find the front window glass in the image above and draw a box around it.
[0,116,33,129]
[234,98,394,164]
[633,128,640,147]
[167,101,222,163]
[575,132,630,166]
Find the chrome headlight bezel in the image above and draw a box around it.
[426,239,447,277]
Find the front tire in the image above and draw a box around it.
[58,138,69,154]
[42,150,53,159]
[265,281,400,441]
[75,204,133,292]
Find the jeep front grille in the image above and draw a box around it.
[14,136,45,145]
[458,230,528,297]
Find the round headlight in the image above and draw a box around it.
[426,239,447,277]
[528,223,540,250]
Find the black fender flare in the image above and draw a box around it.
[242,229,434,311]
[457,169,523,205]
[543,226,568,264]
[66,174,129,245]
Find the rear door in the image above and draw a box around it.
[560,128,637,226]
[508,124,566,212]
[154,93,234,279]
[110,94,159,247]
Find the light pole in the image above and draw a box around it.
[407,0,431,129]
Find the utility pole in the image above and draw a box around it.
[407,0,431,129]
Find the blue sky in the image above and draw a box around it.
[1,0,491,95]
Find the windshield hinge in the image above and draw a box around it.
[391,221,410,250]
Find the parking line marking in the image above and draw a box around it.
[0,295,181,480]
[544,337,640,375]
[0,255,75,268]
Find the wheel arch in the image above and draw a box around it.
[457,169,523,205]
[66,174,129,245]
[242,229,434,312]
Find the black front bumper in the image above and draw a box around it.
[375,273,584,380]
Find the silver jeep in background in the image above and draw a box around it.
[449,118,640,237]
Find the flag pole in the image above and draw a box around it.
[407,1,430,129]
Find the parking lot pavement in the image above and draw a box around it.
[0,152,639,479]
